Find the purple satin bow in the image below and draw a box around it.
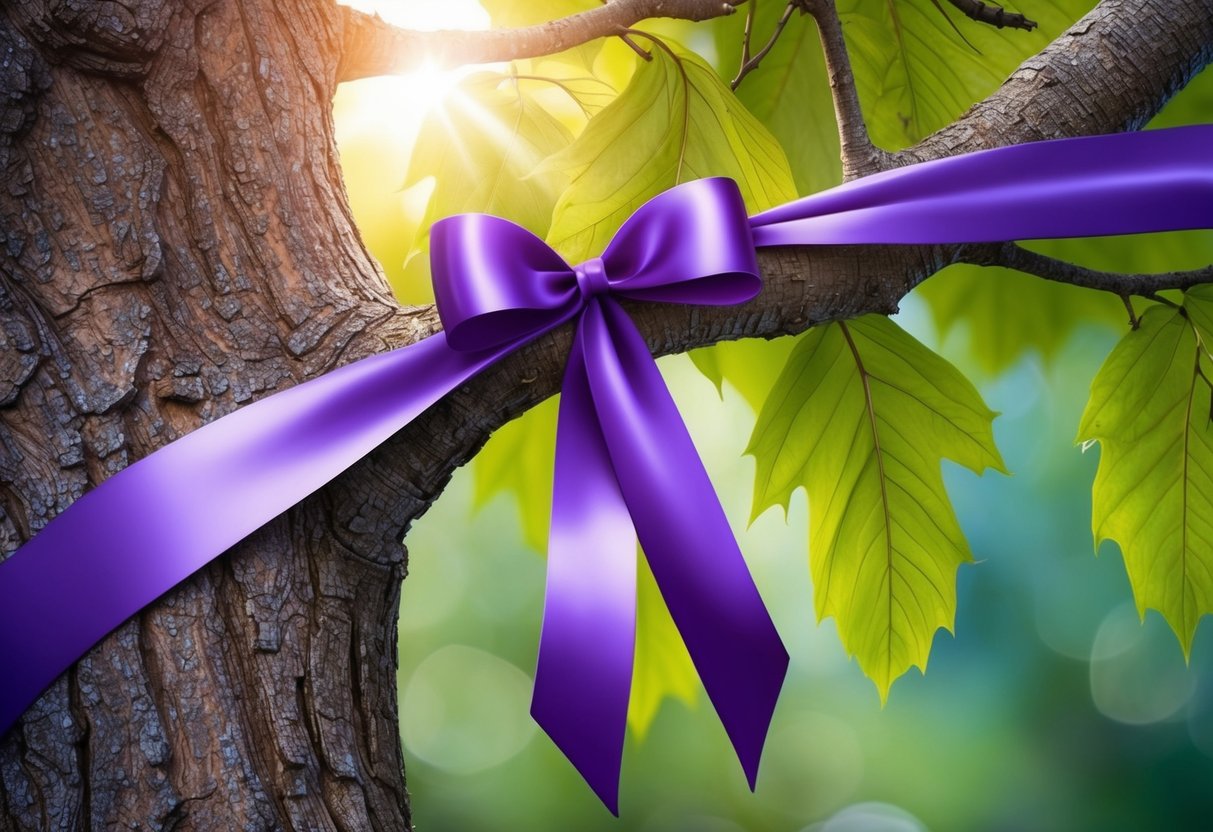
[430,180,784,811]
[1,124,1211,814]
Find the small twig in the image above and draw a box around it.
[960,242,1213,297]
[800,0,893,179]
[618,32,654,60]
[738,0,758,66]
[945,0,1037,31]
[731,2,795,90]
[927,0,980,54]
[595,1,655,61]
[1119,294,1140,329]
[337,0,740,83]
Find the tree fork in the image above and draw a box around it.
[0,0,1210,830]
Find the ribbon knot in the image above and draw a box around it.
[574,256,609,300]
[428,178,786,813]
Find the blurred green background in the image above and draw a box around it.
[392,322,1213,832]
[332,1,1213,828]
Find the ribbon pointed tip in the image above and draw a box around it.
[531,697,625,815]
[591,781,622,817]
[725,642,789,794]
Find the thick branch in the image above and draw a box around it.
[337,0,739,82]
[802,0,893,179]
[960,242,1213,296]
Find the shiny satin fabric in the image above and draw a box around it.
[433,181,779,813]
[1,125,1210,812]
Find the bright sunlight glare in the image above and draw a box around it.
[333,0,498,304]
[334,0,494,139]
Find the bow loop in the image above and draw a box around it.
[603,177,762,305]
[431,178,764,356]
[430,213,578,352]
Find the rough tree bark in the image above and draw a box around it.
[0,0,1209,829]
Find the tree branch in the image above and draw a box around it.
[336,0,740,83]
[959,242,1213,296]
[801,0,894,179]
[730,2,795,90]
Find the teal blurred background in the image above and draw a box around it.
[396,316,1213,831]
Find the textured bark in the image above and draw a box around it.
[0,0,1209,830]
[0,1,421,828]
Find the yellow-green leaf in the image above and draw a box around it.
[405,72,572,243]
[840,0,1096,149]
[916,265,1125,375]
[1077,301,1213,656]
[542,41,797,262]
[748,315,1006,698]
[472,397,559,554]
[628,556,699,737]
[713,5,841,195]
[689,337,798,413]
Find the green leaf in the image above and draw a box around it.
[405,72,573,243]
[748,315,1006,697]
[689,336,798,413]
[839,0,1096,149]
[628,555,699,737]
[542,40,797,262]
[472,396,559,554]
[1078,301,1213,656]
[915,265,1125,375]
[713,6,841,195]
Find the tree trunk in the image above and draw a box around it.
[0,0,1209,829]
[0,1,433,828]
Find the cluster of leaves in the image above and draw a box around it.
[380,0,1213,726]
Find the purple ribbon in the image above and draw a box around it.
[1,125,1210,812]
[432,182,781,812]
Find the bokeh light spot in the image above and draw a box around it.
[402,644,537,773]
[757,711,864,819]
[805,801,928,832]
[1090,603,1194,725]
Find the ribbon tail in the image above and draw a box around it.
[751,124,1213,245]
[532,304,637,815]
[0,334,505,736]
[579,299,789,789]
